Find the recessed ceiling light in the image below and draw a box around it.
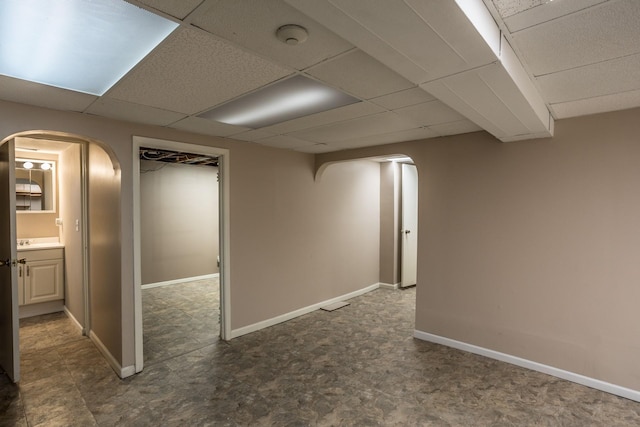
[198,75,361,129]
[0,0,178,95]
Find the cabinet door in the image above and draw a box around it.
[24,259,64,304]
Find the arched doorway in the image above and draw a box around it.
[0,130,122,382]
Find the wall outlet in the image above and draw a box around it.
[55,218,63,226]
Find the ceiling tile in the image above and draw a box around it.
[256,135,316,149]
[550,89,640,119]
[294,143,334,153]
[170,116,249,137]
[107,27,293,114]
[289,111,417,143]
[307,49,414,99]
[131,0,206,19]
[0,75,96,112]
[332,127,438,150]
[229,129,276,141]
[191,0,353,70]
[393,100,465,127]
[261,101,383,134]
[537,53,640,104]
[512,0,640,76]
[491,0,547,18]
[502,0,608,33]
[370,87,435,110]
[429,119,483,136]
[84,97,185,126]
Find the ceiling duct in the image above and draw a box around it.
[139,147,219,167]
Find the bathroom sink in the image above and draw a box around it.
[16,240,64,251]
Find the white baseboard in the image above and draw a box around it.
[63,306,83,332]
[230,283,381,339]
[19,300,64,319]
[378,282,399,290]
[141,273,219,290]
[414,330,640,403]
[89,330,136,379]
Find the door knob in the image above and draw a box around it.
[1,259,9,267]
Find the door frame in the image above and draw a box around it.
[400,162,418,288]
[132,136,231,373]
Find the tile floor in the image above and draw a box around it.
[2,283,640,426]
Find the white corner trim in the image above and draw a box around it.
[89,330,135,379]
[141,273,219,290]
[230,283,381,339]
[378,282,399,290]
[63,306,83,332]
[413,330,640,403]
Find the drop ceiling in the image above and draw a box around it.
[0,0,638,153]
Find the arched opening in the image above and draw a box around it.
[0,130,122,382]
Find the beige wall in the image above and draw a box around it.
[88,143,122,363]
[318,107,640,391]
[0,99,381,371]
[379,162,400,285]
[140,160,219,284]
[59,143,84,326]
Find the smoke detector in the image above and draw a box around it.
[276,24,308,46]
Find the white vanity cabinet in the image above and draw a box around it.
[17,247,64,306]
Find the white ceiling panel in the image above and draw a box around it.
[429,119,483,136]
[491,0,546,18]
[331,127,438,150]
[328,0,498,82]
[290,111,417,143]
[550,89,640,119]
[370,87,435,110]
[285,0,430,83]
[107,27,293,114]
[307,49,414,99]
[512,0,640,76]
[423,62,552,141]
[191,0,353,70]
[229,129,276,142]
[0,75,97,112]
[502,0,608,33]
[256,135,316,149]
[85,97,186,126]
[294,143,335,153]
[393,100,466,127]
[130,0,206,19]
[261,101,384,134]
[537,53,640,104]
[170,116,249,137]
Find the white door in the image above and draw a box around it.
[0,139,20,382]
[401,163,418,288]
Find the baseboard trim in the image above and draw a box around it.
[89,330,136,379]
[141,273,219,290]
[378,282,399,290]
[230,283,381,339]
[63,306,83,333]
[413,330,640,403]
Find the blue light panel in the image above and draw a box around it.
[0,0,178,95]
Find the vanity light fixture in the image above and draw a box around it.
[40,162,51,171]
[0,0,178,95]
[23,161,33,170]
[198,75,360,129]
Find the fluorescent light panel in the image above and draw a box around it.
[199,75,361,129]
[0,0,178,95]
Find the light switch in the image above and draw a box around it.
[75,219,80,232]
[55,218,63,226]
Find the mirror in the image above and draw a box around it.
[16,159,56,212]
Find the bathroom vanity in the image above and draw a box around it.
[17,243,65,318]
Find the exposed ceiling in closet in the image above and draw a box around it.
[0,0,637,153]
